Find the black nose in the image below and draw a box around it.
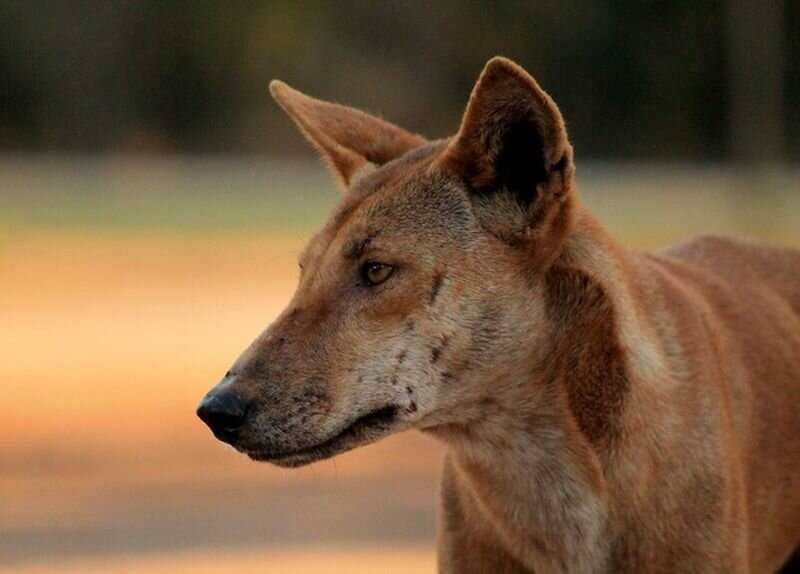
[197,387,247,442]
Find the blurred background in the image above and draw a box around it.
[1,2,798,573]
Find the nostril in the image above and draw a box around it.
[197,390,248,440]
[208,407,242,430]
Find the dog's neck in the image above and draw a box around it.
[434,210,655,570]
[441,382,613,571]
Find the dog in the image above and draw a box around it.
[197,57,800,573]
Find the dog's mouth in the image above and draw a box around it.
[241,405,400,467]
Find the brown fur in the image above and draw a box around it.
[202,57,800,573]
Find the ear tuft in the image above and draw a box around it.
[270,80,427,189]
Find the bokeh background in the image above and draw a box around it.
[1,3,798,573]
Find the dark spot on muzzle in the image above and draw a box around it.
[429,271,445,304]
[431,334,450,364]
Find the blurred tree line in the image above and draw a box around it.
[0,1,797,161]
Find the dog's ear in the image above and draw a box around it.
[441,57,575,248]
[270,81,427,189]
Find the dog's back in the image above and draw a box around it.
[664,235,800,315]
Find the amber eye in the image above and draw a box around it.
[361,261,394,286]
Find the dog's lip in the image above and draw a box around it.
[242,404,400,466]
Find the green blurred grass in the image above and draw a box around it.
[0,157,797,248]
[0,157,335,234]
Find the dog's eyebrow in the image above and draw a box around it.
[343,235,375,259]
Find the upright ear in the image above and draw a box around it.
[441,57,576,247]
[270,81,427,188]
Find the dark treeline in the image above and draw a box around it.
[0,1,797,161]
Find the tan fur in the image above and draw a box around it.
[202,57,800,572]
[269,80,426,188]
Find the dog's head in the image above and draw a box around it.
[198,57,577,466]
